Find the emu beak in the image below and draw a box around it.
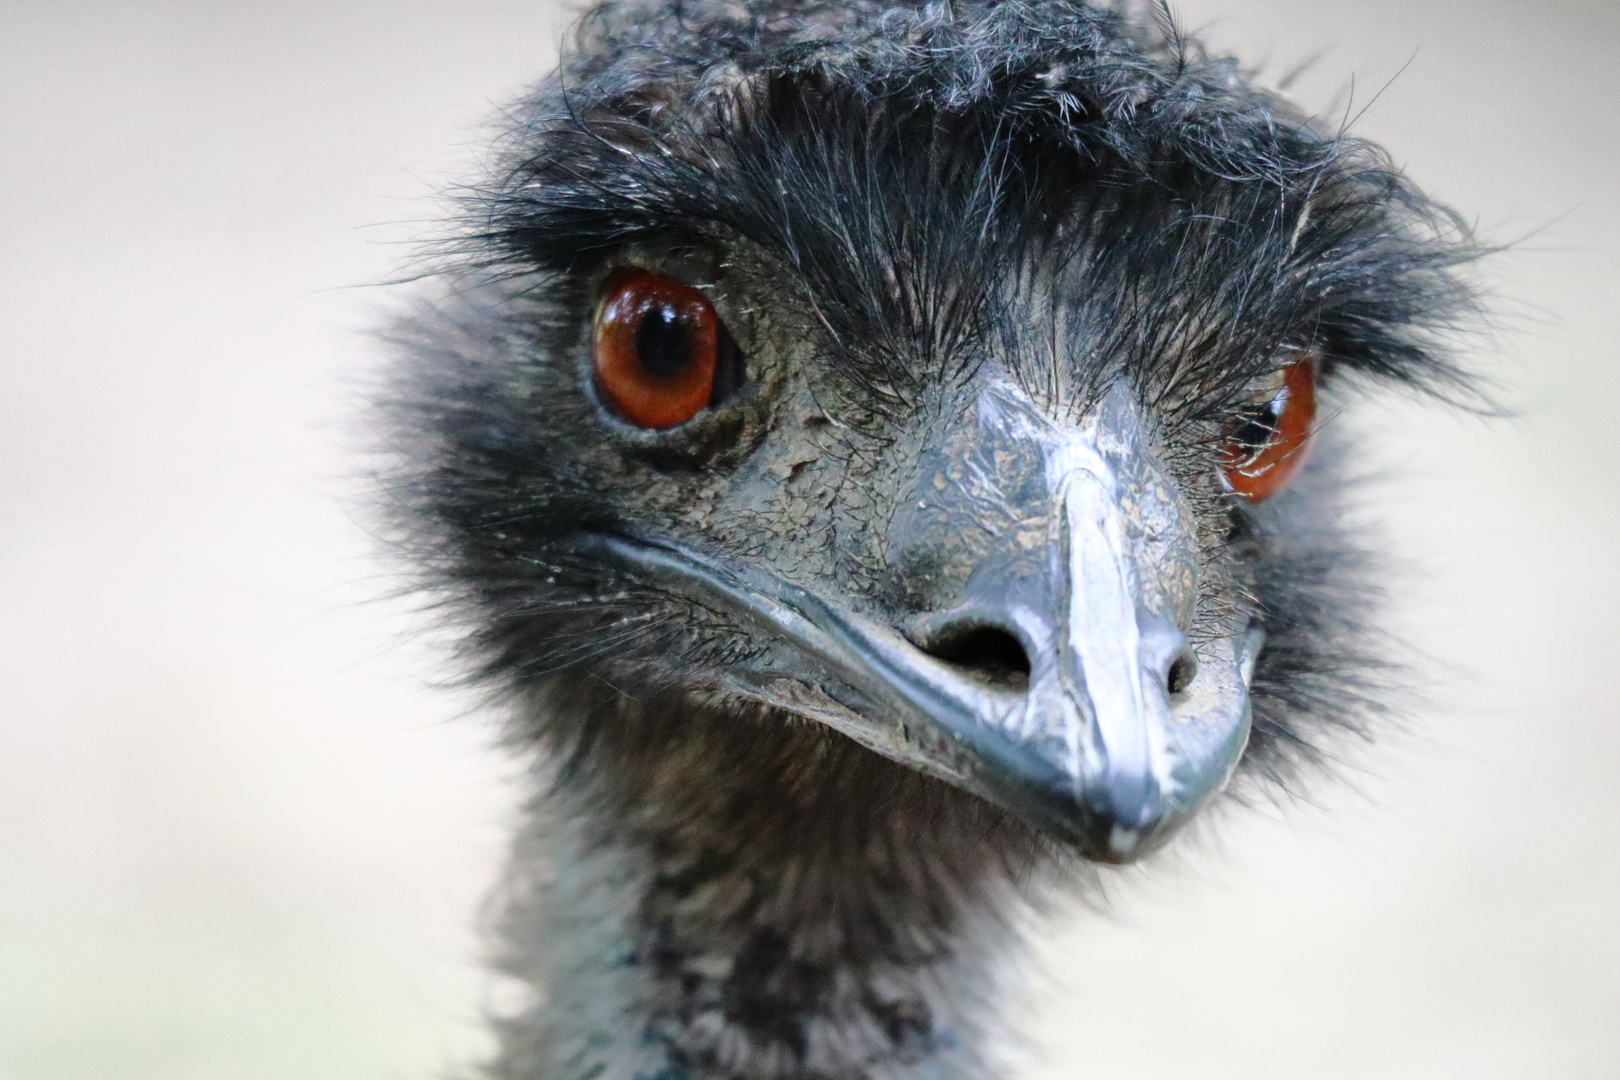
[593,381,1259,863]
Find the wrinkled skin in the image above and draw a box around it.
[470,239,1260,859]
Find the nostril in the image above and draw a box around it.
[1166,650,1198,696]
[920,624,1032,690]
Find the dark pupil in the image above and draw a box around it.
[635,304,691,379]
[1232,394,1284,454]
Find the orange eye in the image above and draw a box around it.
[1220,357,1317,502]
[593,267,740,429]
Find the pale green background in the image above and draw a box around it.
[2,2,1616,1078]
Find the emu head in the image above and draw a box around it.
[389,1,1473,864]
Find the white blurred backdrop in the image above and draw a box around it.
[1,2,1615,1078]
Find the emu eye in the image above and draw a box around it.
[1220,357,1316,502]
[592,267,744,429]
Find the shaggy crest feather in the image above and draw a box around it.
[376,2,1481,1078]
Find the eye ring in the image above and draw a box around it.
[592,267,742,430]
[1220,357,1317,503]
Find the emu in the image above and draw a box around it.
[379,2,1476,1077]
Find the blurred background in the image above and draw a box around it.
[1,1,1615,1078]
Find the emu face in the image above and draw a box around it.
[393,1,1471,866]
[588,369,1259,863]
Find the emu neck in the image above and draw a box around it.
[491,688,1045,1080]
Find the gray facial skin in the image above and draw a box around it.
[594,371,1261,863]
[499,222,1277,866]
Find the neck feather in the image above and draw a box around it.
[485,681,1059,1080]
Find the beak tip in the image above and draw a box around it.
[1078,810,1177,864]
[1002,768,1182,864]
[1107,824,1146,860]
[1091,792,1175,863]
